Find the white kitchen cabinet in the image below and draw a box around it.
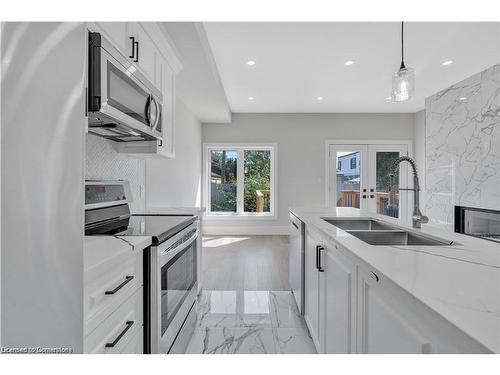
[356,266,432,354]
[126,23,157,84]
[304,227,322,351]
[322,243,356,354]
[93,22,128,54]
[356,265,489,354]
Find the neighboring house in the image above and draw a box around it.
[337,151,360,178]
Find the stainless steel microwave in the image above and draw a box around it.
[87,32,163,142]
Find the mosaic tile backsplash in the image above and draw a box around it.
[85,133,146,210]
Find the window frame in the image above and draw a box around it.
[203,143,277,219]
[350,157,356,169]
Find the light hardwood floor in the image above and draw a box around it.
[201,235,290,291]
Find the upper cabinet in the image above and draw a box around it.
[89,22,181,159]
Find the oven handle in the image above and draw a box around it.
[159,227,199,265]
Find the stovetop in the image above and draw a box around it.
[86,214,196,245]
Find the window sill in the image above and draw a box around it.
[204,213,277,220]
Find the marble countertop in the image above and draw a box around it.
[132,206,205,216]
[290,206,500,353]
[84,235,152,272]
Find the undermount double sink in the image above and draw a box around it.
[322,218,454,246]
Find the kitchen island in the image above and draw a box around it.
[290,206,500,354]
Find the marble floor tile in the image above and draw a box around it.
[273,328,316,354]
[186,327,277,354]
[269,291,307,328]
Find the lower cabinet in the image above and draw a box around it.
[303,225,490,354]
[304,228,356,354]
[304,227,322,351]
[356,267,432,354]
[322,244,356,353]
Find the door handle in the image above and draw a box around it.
[129,37,135,59]
[105,321,134,348]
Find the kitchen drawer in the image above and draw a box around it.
[84,288,143,354]
[85,253,142,335]
[120,327,144,354]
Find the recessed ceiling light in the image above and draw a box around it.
[442,60,454,66]
[344,60,354,66]
[247,60,256,66]
[459,96,467,101]
[385,96,392,101]
[248,96,255,101]
[316,96,324,101]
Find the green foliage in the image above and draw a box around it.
[210,149,271,213]
[244,151,271,212]
[376,152,400,192]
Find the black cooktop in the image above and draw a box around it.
[86,214,195,245]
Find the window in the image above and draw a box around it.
[205,144,276,217]
[350,157,356,169]
[338,160,342,170]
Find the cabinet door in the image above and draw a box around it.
[357,267,431,354]
[304,228,321,351]
[127,23,157,84]
[323,245,356,353]
[94,22,128,54]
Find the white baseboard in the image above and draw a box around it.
[202,225,290,236]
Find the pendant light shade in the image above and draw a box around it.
[392,22,414,102]
[392,66,415,102]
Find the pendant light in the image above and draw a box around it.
[392,21,415,102]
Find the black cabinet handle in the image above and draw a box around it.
[105,321,134,348]
[370,271,380,282]
[316,245,325,272]
[318,246,325,272]
[292,221,299,229]
[129,37,135,59]
[105,276,134,295]
[134,40,139,62]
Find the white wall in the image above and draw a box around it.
[413,110,426,208]
[146,99,202,208]
[202,113,415,234]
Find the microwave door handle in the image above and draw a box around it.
[144,95,151,125]
[152,97,161,132]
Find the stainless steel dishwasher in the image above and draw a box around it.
[289,212,305,315]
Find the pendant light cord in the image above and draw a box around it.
[400,21,405,69]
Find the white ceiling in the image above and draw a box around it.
[204,22,500,113]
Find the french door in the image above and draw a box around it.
[328,143,409,221]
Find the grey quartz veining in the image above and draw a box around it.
[425,63,500,230]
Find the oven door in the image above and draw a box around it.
[152,221,198,354]
[88,32,163,141]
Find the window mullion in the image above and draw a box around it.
[237,149,245,214]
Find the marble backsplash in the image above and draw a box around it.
[425,64,500,230]
[85,133,146,210]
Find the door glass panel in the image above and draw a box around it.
[210,150,237,212]
[244,150,271,213]
[336,151,361,208]
[375,151,400,218]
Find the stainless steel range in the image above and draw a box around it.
[85,180,199,354]
[455,206,500,244]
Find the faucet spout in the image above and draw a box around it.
[387,156,428,228]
